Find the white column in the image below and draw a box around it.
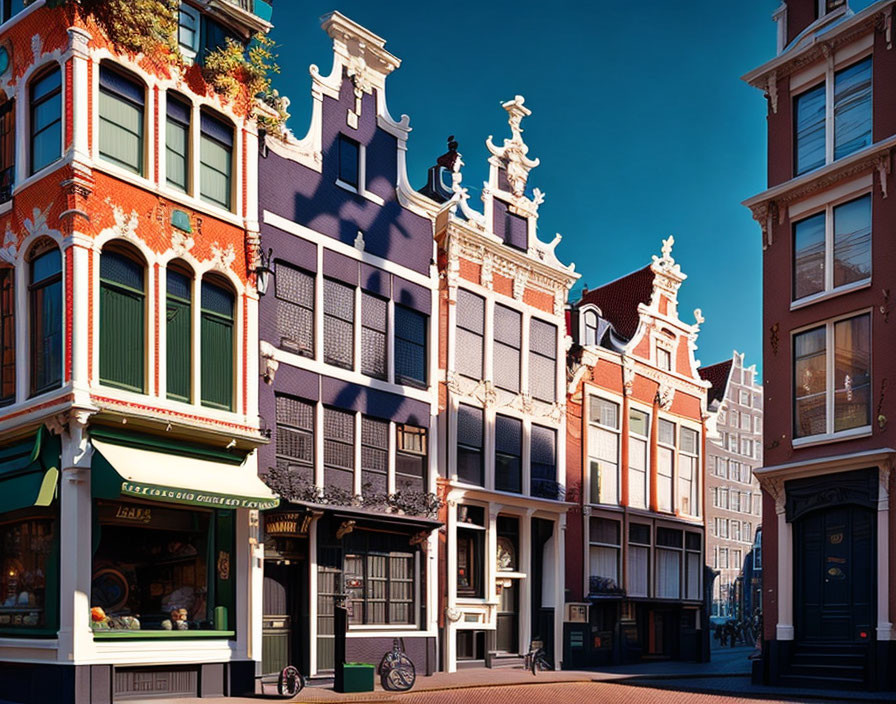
[57,416,95,663]
[877,466,892,640]
[308,515,319,676]
[247,509,264,667]
[445,499,458,673]
[190,273,201,405]
[69,238,92,394]
[487,505,500,604]
[775,493,794,641]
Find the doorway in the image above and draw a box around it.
[262,557,308,676]
[794,504,874,642]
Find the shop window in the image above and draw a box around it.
[275,394,314,485]
[627,523,650,598]
[455,289,484,380]
[360,416,388,495]
[530,424,558,499]
[99,65,145,175]
[0,517,55,631]
[394,305,427,387]
[493,304,521,393]
[29,242,62,395]
[323,278,354,370]
[275,261,314,357]
[396,424,427,494]
[0,97,14,202]
[0,266,13,405]
[679,427,699,516]
[628,408,649,509]
[166,93,191,192]
[165,264,192,402]
[456,404,483,486]
[199,110,233,210]
[589,517,620,594]
[100,245,145,392]
[794,313,870,438]
[200,277,234,410]
[589,396,620,505]
[494,414,522,494]
[456,504,485,598]
[528,318,556,402]
[338,134,360,188]
[657,419,675,513]
[323,406,354,493]
[360,292,387,380]
[29,65,61,175]
[90,501,233,633]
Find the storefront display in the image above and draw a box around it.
[0,516,55,630]
[91,500,234,634]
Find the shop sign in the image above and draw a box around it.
[265,512,312,537]
[120,481,279,510]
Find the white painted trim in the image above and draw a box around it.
[787,172,871,219]
[790,279,872,311]
[791,425,873,448]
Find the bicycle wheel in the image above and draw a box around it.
[277,665,305,696]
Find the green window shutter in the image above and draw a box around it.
[100,251,145,392]
[200,280,234,411]
[166,297,191,401]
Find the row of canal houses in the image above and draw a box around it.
[0,4,721,702]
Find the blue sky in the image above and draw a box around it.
[267,1,871,377]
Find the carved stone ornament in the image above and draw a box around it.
[480,253,494,288]
[210,242,236,272]
[445,607,462,622]
[0,224,16,265]
[104,198,140,241]
[171,230,195,256]
[513,268,529,301]
[766,70,778,114]
[878,152,891,199]
[622,357,636,396]
[260,341,279,384]
[485,95,540,199]
[657,381,675,410]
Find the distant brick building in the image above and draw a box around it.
[700,352,763,620]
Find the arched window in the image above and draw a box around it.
[29,242,62,395]
[0,264,14,405]
[583,309,599,346]
[100,244,145,392]
[99,64,145,175]
[166,263,192,402]
[30,65,61,175]
[200,276,234,410]
[200,110,233,210]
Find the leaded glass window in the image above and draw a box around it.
[493,304,521,393]
[275,262,314,357]
[323,278,354,370]
[275,394,314,484]
[455,290,484,379]
[395,305,426,387]
[361,293,387,380]
[324,406,355,492]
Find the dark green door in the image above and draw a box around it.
[262,560,306,675]
[495,581,519,653]
[795,505,875,641]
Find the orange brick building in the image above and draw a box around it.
[563,238,710,666]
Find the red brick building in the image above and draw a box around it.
[744,0,896,690]
[563,238,710,667]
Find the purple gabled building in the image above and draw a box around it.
[255,12,440,681]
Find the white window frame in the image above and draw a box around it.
[628,404,651,510]
[792,309,873,446]
[587,393,621,506]
[335,134,385,206]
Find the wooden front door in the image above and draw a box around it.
[262,560,306,675]
[795,505,875,642]
[495,580,519,653]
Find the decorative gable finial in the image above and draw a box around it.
[660,235,674,262]
[486,95,540,199]
[650,235,687,298]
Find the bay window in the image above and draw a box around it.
[165,265,192,402]
[275,261,314,357]
[455,289,484,380]
[588,396,620,505]
[29,66,61,175]
[793,194,871,301]
[394,305,426,387]
[0,266,12,405]
[794,57,872,176]
[528,318,556,402]
[200,278,234,410]
[494,414,522,494]
[99,65,145,175]
[629,409,649,509]
[794,312,870,439]
[99,246,144,392]
[493,304,521,393]
[456,404,483,486]
[199,111,233,210]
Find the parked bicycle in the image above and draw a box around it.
[524,640,553,675]
[380,638,416,691]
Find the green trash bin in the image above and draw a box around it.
[337,662,375,693]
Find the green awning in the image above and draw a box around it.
[0,427,60,514]
[90,430,279,511]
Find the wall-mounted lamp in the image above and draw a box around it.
[255,247,274,296]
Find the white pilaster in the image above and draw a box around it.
[775,494,794,641]
[878,466,892,640]
[445,499,458,673]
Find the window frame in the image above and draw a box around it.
[165,264,193,402]
[178,2,201,59]
[628,406,650,510]
[396,424,427,494]
[657,417,675,513]
[494,414,522,494]
[0,265,13,405]
[98,245,146,393]
[29,64,62,176]
[0,96,15,202]
[323,277,355,371]
[394,304,427,388]
[199,109,234,211]
[455,289,484,380]
[587,394,620,506]
[456,404,484,487]
[274,260,315,358]
[274,393,315,484]
[337,133,360,189]
[360,291,388,381]
[165,92,191,194]
[679,425,699,517]
[588,516,621,594]
[792,310,872,443]
[528,316,557,403]
[97,64,146,176]
[199,276,235,411]
[29,244,63,396]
